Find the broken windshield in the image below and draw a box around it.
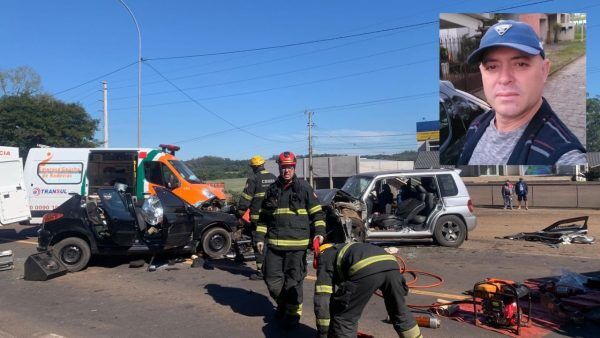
[341,175,373,200]
[169,160,202,184]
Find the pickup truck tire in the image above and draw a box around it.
[433,215,466,248]
[52,237,91,272]
[201,227,232,258]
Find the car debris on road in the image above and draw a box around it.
[498,216,595,247]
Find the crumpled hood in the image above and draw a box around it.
[315,189,357,206]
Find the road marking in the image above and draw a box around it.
[0,237,37,245]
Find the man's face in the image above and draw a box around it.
[479,47,550,120]
[280,165,295,181]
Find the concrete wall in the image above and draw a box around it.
[466,182,600,208]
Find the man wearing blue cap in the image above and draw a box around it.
[457,20,587,165]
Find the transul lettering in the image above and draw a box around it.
[41,189,68,194]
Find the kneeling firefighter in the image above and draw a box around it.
[314,242,421,338]
[255,151,326,328]
[236,155,276,280]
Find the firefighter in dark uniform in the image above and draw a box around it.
[237,155,276,280]
[314,242,421,338]
[255,151,326,328]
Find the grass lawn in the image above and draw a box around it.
[545,40,586,76]
[208,177,247,193]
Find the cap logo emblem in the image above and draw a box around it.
[494,24,512,36]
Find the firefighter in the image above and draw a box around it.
[255,151,326,328]
[237,155,276,280]
[314,242,421,338]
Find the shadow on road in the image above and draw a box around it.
[204,284,316,337]
[0,225,40,244]
[203,258,256,278]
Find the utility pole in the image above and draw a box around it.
[306,111,314,187]
[103,81,109,148]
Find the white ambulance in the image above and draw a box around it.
[24,145,225,224]
[0,146,31,225]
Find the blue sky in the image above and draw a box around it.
[2,0,598,160]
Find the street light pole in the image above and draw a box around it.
[118,0,142,148]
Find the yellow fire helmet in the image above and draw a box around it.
[249,155,265,167]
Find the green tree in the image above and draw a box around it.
[0,66,42,96]
[0,94,99,156]
[587,94,600,152]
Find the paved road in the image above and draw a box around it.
[1,218,599,338]
[543,55,587,146]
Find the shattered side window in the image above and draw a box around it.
[437,174,458,197]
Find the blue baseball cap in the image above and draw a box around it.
[467,20,545,65]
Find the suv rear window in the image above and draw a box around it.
[437,174,458,197]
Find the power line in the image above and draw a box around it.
[489,0,555,12]
[144,61,298,144]
[111,59,436,111]
[173,112,306,145]
[53,61,137,96]
[315,133,416,138]
[110,41,434,101]
[112,26,427,90]
[171,91,435,145]
[50,0,557,100]
[312,92,436,112]
[146,21,438,61]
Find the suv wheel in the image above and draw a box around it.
[52,237,91,272]
[201,227,232,258]
[433,215,466,247]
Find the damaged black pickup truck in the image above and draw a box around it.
[316,169,477,247]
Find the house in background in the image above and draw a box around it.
[501,13,576,45]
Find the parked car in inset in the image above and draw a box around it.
[317,169,476,247]
[439,80,491,165]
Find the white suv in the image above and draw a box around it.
[316,169,476,247]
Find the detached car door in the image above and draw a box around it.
[155,187,194,249]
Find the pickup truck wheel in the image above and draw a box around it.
[433,215,466,248]
[201,227,232,258]
[51,237,91,272]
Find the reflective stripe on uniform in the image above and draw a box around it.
[250,214,260,220]
[285,303,302,316]
[260,170,270,174]
[254,192,265,198]
[241,192,252,201]
[308,205,322,215]
[336,242,356,278]
[313,220,326,227]
[316,318,330,327]
[315,285,333,294]
[348,254,398,276]
[256,225,267,234]
[268,238,309,246]
[399,324,422,338]
[273,208,307,215]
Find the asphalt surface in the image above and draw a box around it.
[1,217,599,338]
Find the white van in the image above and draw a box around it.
[24,145,225,224]
[0,146,31,225]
